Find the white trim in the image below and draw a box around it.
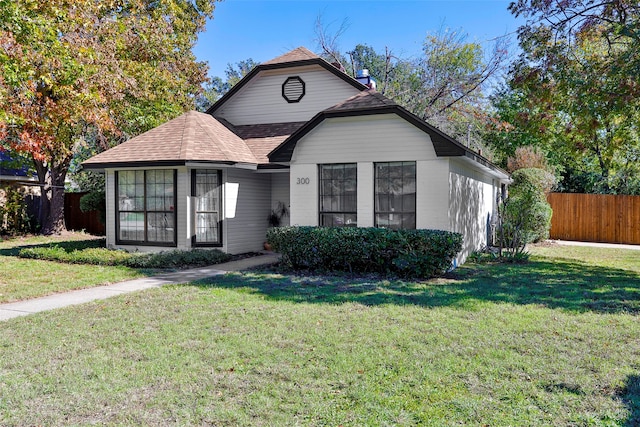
[221,168,228,253]
[455,156,511,182]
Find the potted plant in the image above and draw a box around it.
[265,201,289,250]
[267,201,289,227]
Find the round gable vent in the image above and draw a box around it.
[282,76,305,103]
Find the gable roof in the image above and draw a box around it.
[269,90,508,178]
[82,46,506,179]
[205,46,367,116]
[82,111,258,169]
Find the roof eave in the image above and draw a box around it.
[81,160,188,170]
[268,104,509,178]
[457,154,511,181]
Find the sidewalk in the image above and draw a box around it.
[0,252,280,322]
[551,239,640,251]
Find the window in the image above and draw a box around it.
[282,76,305,103]
[375,161,416,230]
[192,170,222,246]
[116,170,176,245]
[319,163,357,227]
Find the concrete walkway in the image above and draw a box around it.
[551,239,640,251]
[0,252,280,322]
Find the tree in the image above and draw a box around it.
[509,0,640,45]
[314,14,351,71]
[197,59,259,111]
[347,44,417,99]
[488,1,640,193]
[0,0,218,234]
[314,20,508,152]
[484,79,579,175]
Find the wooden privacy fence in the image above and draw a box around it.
[64,192,105,236]
[547,193,640,245]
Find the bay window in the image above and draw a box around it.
[116,170,176,245]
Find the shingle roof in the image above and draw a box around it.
[83,46,506,179]
[233,122,307,163]
[82,111,308,169]
[262,46,319,64]
[323,90,398,112]
[82,111,258,169]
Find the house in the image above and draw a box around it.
[0,151,36,185]
[82,47,509,263]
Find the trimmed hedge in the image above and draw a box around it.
[19,245,232,269]
[266,226,462,278]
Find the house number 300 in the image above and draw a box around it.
[296,177,310,185]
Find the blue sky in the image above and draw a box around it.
[194,0,525,79]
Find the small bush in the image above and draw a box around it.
[79,190,106,224]
[507,145,553,174]
[19,243,232,269]
[497,168,555,258]
[266,226,462,279]
[0,185,36,235]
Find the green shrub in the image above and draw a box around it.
[266,226,462,278]
[497,168,554,257]
[0,185,36,235]
[19,242,232,269]
[79,190,106,224]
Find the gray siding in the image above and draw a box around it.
[292,114,437,163]
[416,159,451,231]
[215,66,361,125]
[225,169,271,254]
[448,159,499,264]
[270,172,290,227]
[290,114,450,230]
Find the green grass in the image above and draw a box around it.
[0,234,145,303]
[0,233,231,302]
[0,243,639,425]
[529,243,640,274]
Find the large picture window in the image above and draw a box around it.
[192,170,222,246]
[375,161,416,230]
[319,163,357,227]
[116,170,176,245]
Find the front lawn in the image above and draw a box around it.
[0,243,638,425]
[0,234,145,303]
[0,233,231,303]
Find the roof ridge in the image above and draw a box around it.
[322,89,398,112]
[262,46,319,65]
[179,112,193,160]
